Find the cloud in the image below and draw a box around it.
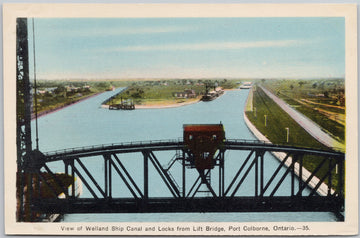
[109,40,305,52]
[65,26,192,37]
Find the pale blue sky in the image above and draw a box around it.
[28,17,344,80]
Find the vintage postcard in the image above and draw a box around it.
[3,3,358,236]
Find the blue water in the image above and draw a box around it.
[32,88,336,222]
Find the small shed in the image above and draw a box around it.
[183,124,225,170]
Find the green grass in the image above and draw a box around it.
[35,90,97,114]
[247,87,329,149]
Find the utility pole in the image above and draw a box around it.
[285,127,289,143]
[264,115,267,127]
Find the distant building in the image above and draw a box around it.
[37,87,56,95]
[66,86,80,92]
[174,89,196,98]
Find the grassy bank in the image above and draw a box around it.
[245,85,343,191]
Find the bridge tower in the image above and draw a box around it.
[16,18,33,222]
[183,124,225,196]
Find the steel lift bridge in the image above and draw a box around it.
[16,18,345,222]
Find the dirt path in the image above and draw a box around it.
[300,98,345,110]
[294,99,345,126]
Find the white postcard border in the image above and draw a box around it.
[3,3,358,236]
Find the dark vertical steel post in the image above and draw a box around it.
[25,173,33,221]
[16,18,32,161]
[71,160,75,198]
[221,151,225,197]
[291,155,295,197]
[32,172,39,202]
[255,151,258,197]
[31,18,39,151]
[182,150,186,198]
[37,173,41,199]
[144,151,149,199]
[328,158,332,196]
[337,157,344,216]
[298,155,303,196]
[109,157,112,198]
[34,173,39,200]
[260,151,264,197]
[220,150,225,197]
[338,157,344,198]
[105,155,108,198]
[219,151,222,197]
[17,172,25,221]
[16,17,32,222]
[65,162,69,197]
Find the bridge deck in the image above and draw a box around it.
[33,196,343,214]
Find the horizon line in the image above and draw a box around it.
[34,77,345,81]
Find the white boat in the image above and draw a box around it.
[240,82,252,89]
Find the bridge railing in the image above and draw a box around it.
[44,138,342,157]
[226,139,343,153]
[44,138,273,156]
[44,138,184,156]
[226,139,271,145]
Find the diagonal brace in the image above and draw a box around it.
[225,150,255,196]
[75,158,106,198]
[147,151,181,198]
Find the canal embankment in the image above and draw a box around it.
[243,88,334,196]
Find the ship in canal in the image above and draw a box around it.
[109,98,135,110]
[201,85,224,102]
[239,82,252,89]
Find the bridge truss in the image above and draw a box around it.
[26,140,344,221]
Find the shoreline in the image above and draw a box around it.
[136,98,201,109]
[102,89,240,110]
[102,98,202,110]
[101,99,200,109]
[31,92,103,120]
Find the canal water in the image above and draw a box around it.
[32,88,336,222]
